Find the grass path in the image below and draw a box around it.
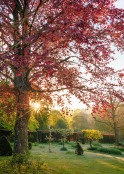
[0,142,124,174]
[29,143,124,174]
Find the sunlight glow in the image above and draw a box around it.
[30,100,40,111]
[33,102,40,109]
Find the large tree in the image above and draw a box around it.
[0,0,124,155]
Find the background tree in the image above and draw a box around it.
[0,0,124,155]
[35,102,50,130]
[48,109,69,129]
[93,114,114,134]
[93,90,124,145]
[54,118,69,129]
[48,110,62,128]
[0,83,16,131]
[70,109,91,131]
[28,115,39,131]
[82,129,103,147]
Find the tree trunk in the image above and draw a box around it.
[14,90,30,155]
[114,122,120,146]
[14,113,29,154]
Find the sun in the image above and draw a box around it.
[30,100,40,111]
[33,102,40,110]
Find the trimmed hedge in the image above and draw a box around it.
[100,134,115,143]
[113,147,124,152]
[98,147,122,155]
[0,129,117,144]
[87,146,122,155]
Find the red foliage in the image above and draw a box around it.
[0,0,124,117]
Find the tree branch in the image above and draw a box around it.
[14,0,23,12]
[31,8,64,45]
[1,34,12,47]
[29,0,43,35]
[60,56,79,64]
[0,71,14,82]
[30,85,96,94]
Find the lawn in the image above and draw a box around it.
[0,142,124,174]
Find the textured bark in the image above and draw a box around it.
[14,114,29,154]
[14,89,30,155]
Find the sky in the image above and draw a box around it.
[55,0,124,110]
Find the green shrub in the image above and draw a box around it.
[98,147,122,155]
[0,136,12,156]
[11,154,27,164]
[0,160,49,174]
[28,142,32,150]
[114,147,124,152]
[87,146,98,151]
[60,147,68,151]
[75,142,83,155]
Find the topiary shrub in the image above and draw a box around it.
[60,147,68,151]
[28,142,32,150]
[0,136,12,156]
[75,142,83,155]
